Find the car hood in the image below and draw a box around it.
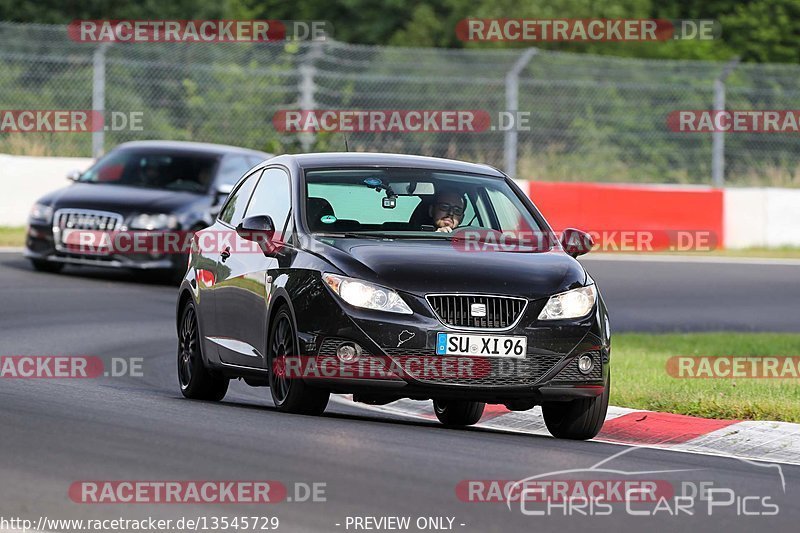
[38,183,204,215]
[310,237,588,300]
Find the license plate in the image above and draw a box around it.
[61,228,113,255]
[436,332,526,358]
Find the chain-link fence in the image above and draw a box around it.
[1,22,799,186]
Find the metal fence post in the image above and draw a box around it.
[504,48,538,178]
[92,42,111,159]
[711,56,740,187]
[298,40,324,152]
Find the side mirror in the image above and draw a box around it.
[66,169,82,182]
[236,215,277,254]
[560,228,594,258]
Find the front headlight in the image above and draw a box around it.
[128,213,179,230]
[322,273,413,315]
[29,203,53,224]
[538,284,597,320]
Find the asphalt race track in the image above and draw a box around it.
[1,251,798,533]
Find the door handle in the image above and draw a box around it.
[220,247,231,262]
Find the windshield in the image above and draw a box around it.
[78,149,220,193]
[304,168,550,247]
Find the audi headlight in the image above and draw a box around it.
[538,285,597,320]
[322,273,412,314]
[29,203,53,224]
[128,213,179,230]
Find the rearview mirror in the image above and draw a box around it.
[66,169,82,181]
[236,215,277,254]
[560,228,594,258]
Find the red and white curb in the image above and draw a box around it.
[331,396,800,466]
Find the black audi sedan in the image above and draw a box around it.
[24,140,271,280]
[177,152,611,440]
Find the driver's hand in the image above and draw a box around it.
[435,226,453,233]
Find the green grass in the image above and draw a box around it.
[0,226,25,247]
[611,333,800,422]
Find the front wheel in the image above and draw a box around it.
[542,374,610,440]
[268,305,329,415]
[178,301,229,401]
[433,399,485,426]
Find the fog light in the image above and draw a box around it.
[577,354,594,374]
[337,343,362,363]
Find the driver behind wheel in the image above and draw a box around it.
[430,188,466,233]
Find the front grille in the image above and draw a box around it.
[53,209,124,255]
[426,294,527,330]
[383,347,563,387]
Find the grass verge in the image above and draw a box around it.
[0,226,26,247]
[611,333,800,422]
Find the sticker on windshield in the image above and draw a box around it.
[320,215,337,224]
[364,177,383,187]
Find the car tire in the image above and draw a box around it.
[178,301,229,401]
[433,399,485,426]
[542,373,610,440]
[268,305,330,415]
[30,259,64,273]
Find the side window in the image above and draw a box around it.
[215,155,255,187]
[486,187,529,231]
[246,168,292,239]
[218,170,262,226]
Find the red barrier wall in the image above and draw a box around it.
[527,182,724,251]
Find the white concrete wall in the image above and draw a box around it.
[724,188,768,248]
[0,154,93,226]
[724,187,800,248]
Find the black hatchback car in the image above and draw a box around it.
[177,152,611,440]
[25,140,271,280]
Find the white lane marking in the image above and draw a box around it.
[582,253,800,266]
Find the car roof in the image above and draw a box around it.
[115,140,271,158]
[272,152,506,177]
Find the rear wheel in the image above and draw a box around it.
[542,373,610,440]
[268,305,329,415]
[178,301,229,401]
[433,399,485,426]
[30,259,63,273]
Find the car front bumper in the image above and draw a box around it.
[25,224,180,271]
[295,286,611,404]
